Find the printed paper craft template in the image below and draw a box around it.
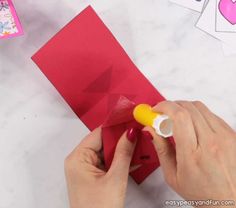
[170,0,236,55]
[0,0,23,39]
[197,0,236,48]
[216,0,236,32]
[170,0,206,12]
[32,6,167,184]
[219,0,236,25]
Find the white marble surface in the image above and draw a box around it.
[1,0,236,207]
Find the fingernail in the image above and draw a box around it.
[142,131,153,140]
[126,127,139,143]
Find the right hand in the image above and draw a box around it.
[149,101,236,207]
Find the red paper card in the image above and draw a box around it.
[32,6,165,184]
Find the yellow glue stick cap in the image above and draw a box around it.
[133,104,159,126]
[133,104,173,138]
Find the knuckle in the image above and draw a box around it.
[117,147,133,159]
[78,148,89,158]
[207,139,221,156]
[174,109,190,122]
[209,145,220,156]
[178,101,189,106]
[156,146,169,157]
[77,148,97,164]
[193,101,205,108]
[64,148,83,169]
[153,100,169,110]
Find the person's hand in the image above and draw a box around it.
[149,101,236,207]
[64,127,139,208]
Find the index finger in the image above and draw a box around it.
[152,101,198,153]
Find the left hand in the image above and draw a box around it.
[64,127,138,208]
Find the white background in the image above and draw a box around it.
[0,0,236,207]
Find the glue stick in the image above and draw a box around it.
[133,104,173,138]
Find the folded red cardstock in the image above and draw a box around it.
[32,6,165,184]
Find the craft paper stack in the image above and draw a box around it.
[170,0,236,55]
[0,0,23,39]
[32,6,171,184]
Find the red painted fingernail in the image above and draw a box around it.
[142,131,153,140]
[126,127,139,143]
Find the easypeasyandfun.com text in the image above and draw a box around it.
[164,199,235,207]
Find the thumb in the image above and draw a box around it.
[145,126,177,186]
[107,127,139,181]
